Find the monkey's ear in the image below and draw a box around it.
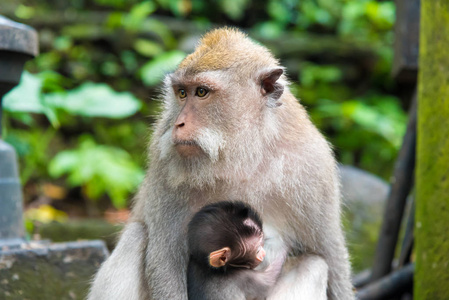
[259,68,284,108]
[209,247,231,268]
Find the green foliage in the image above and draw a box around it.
[140,50,186,86]
[45,82,142,118]
[4,71,48,113]
[218,0,250,20]
[49,137,144,209]
[14,4,35,19]
[343,203,383,272]
[4,72,142,128]
[314,97,406,147]
[300,64,343,87]
[124,1,157,31]
[339,1,395,40]
[134,39,164,57]
[4,128,56,184]
[3,71,145,208]
[25,205,68,224]
[309,95,406,176]
[2,0,403,212]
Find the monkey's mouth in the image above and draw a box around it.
[173,139,203,157]
[174,140,198,147]
[228,263,252,269]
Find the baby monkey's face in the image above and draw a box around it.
[209,233,266,270]
[239,234,266,269]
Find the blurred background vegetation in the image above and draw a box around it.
[3,0,406,271]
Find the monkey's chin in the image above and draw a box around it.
[175,144,204,158]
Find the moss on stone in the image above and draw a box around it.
[0,241,107,300]
[38,219,122,251]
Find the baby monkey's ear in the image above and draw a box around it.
[209,247,231,268]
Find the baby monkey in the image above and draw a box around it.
[187,201,287,300]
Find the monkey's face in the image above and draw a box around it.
[243,235,266,269]
[166,67,283,160]
[227,235,266,269]
[170,72,224,159]
[167,70,259,162]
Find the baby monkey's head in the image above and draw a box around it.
[188,201,266,270]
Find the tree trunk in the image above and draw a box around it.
[415,1,449,299]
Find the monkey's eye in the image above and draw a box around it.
[196,87,208,97]
[178,89,187,99]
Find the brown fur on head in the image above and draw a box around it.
[178,28,279,76]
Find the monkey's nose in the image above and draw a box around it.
[256,248,266,262]
[175,121,185,128]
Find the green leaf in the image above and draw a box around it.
[53,36,73,51]
[168,0,192,16]
[366,1,395,30]
[140,50,186,86]
[134,39,164,57]
[61,24,104,40]
[268,0,294,24]
[3,72,141,126]
[300,64,343,87]
[121,51,139,72]
[124,1,157,31]
[49,137,144,209]
[15,4,35,19]
[130,1,157,19]
[45,82,142,118]
[106,11,125,29]
[3,71,45,113]
[219,0,250,20]
[48,151,80,178]
[94,0,130,9]
[252,21,284,39]
[141,18,177,48]
[39,71,70,93]
[3,72,61,127]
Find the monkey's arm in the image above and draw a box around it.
[142,201,191,299]
[260,221,342,300]
[265,211,352,300]
[237,247,288,299]
[88,222,149,300]
[187,261,208,300]
[267,254,328,300]
[188,261,246,300]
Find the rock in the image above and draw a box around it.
[339,164,389,206]
[0,240,108,300]
[339,165,389,272]
[38,219,123,251]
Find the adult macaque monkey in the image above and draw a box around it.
[88,28,353,299]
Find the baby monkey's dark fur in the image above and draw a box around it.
[187,201,286,300]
